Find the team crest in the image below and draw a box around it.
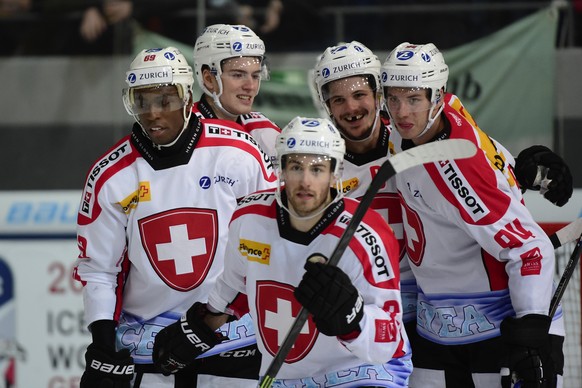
[255,281,318,363]
[401,200,425,266]
[138,208,218,291]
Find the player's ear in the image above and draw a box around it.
[202,68,216,92]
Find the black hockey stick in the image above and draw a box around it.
[258,138,478,387]
[549,232,582,318]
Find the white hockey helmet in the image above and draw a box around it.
[193,24,267,96]
[276,117,346,177]
[122,46,193,123]
[380,42,448,104]
[313,41,382,118]
[381,42,448,138]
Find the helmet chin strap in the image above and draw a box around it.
[415,102,443,139]
[275,178,344,222]
[415,88,444,139]
[138,105,193,150]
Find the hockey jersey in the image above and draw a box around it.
[74,117,277,363]
[191,95,281,158]
[388,102,558,345]
[208,190,412,386]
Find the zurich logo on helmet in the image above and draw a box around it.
[301,119,320,127]
[127,73,137,84]
[322,68,331,78]
[331,46,348,54]
[421,53,431,62]
[286,138,297,148]
[232,42,243,52]
[381,72,388,82]
[164,52,175,61]
[354,45,364,53]
[396,50,414,61]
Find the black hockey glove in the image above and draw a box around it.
[294,258,364,337]
[500,314,553,388]
[80,343,134,388]
[152,302,228,375]
[514,145,573,207]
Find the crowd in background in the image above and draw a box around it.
[1,0,581,56]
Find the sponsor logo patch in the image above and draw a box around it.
[118,182,151,214]
[239,239,271,264]
[520,247,543,276]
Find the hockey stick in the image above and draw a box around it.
[258,138,478,387]
[549,232,582,318]
[548,218,582,250]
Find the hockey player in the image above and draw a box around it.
[152,117,413,387]
[74,46,276,387]
[312,41,418,333]
[191,23,281,158]
[381,42,564,388]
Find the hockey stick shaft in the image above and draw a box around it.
[258,139,477,387]
[549,232,582,318]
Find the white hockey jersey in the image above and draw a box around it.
[74,117,277,363]
[208,190,412,387]
[191,96,281,158]
[389,101,558,345]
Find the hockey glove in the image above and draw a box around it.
[152,302,228,375]
[514,145,573,207]
[294,258,363,337]
[500,314,552,388]
[80,343,134,388]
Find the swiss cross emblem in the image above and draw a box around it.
[401,200,425,266]
[255,281,318,363]
[220,128,232,136]
[138,208,218,291]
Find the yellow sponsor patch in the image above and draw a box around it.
[118,181,151,214]
[239,239,271,264]
[341,177,360,194]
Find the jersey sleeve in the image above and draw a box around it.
[74,170,131,327]
[208,216,248,318]
[427,140,555,317]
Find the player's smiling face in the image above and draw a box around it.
[326,75,378,141]
[217,57,262,116]
[283,153,334,218]
[134,85,189,145]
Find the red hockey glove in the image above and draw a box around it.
[152,302,228,375]
[294,258,363,337]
